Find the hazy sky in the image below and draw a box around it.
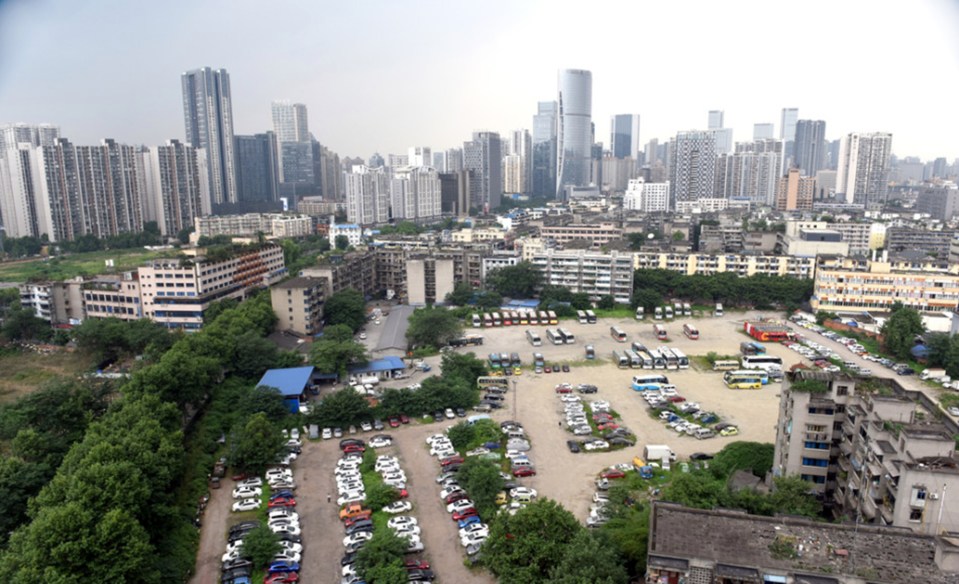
[1,0,957,161]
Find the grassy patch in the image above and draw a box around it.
[940,394,959,409]
[0,248,168,282]
[593,307,636,319]
[0,349,97,403]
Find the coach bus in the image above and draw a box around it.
[683,323,699,340]
[632,374,670,391]
[472,314,481,328]
[610,326,628,342]
[612,351,629,369]
[725,369,770,385]
[712,359,741,371]
[492,312,502,327]
[526,330,542,347]
[723,371,764,389]
[741,355,784,371]
[548,311,558,325]
[648,349,667,369]
[558,328,575,344]
[659,346,679,370]
[546,328,563,345]
[654,324,668,341]
[577,310,588,324]
[671,347,690,369]
[482,313,492,327]
[585,310,597,323]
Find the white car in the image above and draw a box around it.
[948,406,959,417]
[343,531,374,547]
[465,447,490,457]
[431,447,455,458]
[375,463,400,474]
[266,468,293,481]
[322,427,333,440]
[268,507,298,519]
[369,437,392,448]
[425,434,446,445]
[447,499,475,513]
[445,408,456,419]
[236,477,263,489]
[387,516,418,530]
[460,532,488,547]
[436,472,457,484]
[271,523,301,536]
[271,549,301,564]
[571,425,592,435]
[392,524,422,537]
[440,485,465,500]
[267,518,300,530]
[361,421,373,432]
[337,492,366,506]
[583,440,609,451]
[510,487,537,499]
[459,524,489,539]
[232,498,260,512]
[382,500,413,514]
[381,471,407,482]
[232,486,262,499]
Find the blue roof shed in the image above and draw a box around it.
[256,366,315,413]
[349,356,406,377]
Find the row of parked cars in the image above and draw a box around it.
[426,433,490,558]
[557,385,635,451]
[222,429,305,583]
[641,386,736,439]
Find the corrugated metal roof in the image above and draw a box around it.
[256,366,315,396]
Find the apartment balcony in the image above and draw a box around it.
[861,496,878,520]
[879,501,894,524]
[841,419,856,436]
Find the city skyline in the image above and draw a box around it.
[0,1,958,161]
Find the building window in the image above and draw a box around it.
[801,458,829,468]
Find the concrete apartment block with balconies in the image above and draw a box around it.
[530,249,633,303]
[270,276,325,336]
[632,251,815,279]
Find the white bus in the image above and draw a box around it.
[482,313,493,327]
[659,346,679,370]
[741,355,784,371]
[612,351,629,368]
[548,311,558,325]
[610,326,627,342]
[471,314,481,328]
[538,310,549,324]
[635,306,645,320]
[632,374,669,391]
[636,350,654,369]
[585,310,597,324]
[654,324,668,341]
[654,306,663,320]
[558,328,575,344]
[527,310,538,325]
[712,359,741,371]
[682,323,699,340]
[526,329,542,347]
[492,312,502,326]
[648,349,667,369]
[671,347,690,369]
[625,350,643,368]
[546,328,563,345]
[725,369,770,385]
[577,310,588,324]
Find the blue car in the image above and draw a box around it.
[268,561,300,573]
[458,515,482,529]
[482,441,501,450]
[270,490,295,500]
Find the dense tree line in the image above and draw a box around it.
[880,303,925,361]
[0,291,299,582]
[632,269,813,310]
[406,306,463,349]
[2,223,163,259]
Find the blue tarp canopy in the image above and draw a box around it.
[350,356,406,375]
[504,299,540,309]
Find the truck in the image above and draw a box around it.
[920,368,949,382]
[643,444,677,463]
[354,375,380,386]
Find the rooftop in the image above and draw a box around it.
[255,366,315,397]
[374,305,415,353]
[350,356,406,374]
[274,276,325,290]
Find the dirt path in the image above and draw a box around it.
[189,477,233,584]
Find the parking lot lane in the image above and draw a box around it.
[296,437,345,584]
[189,477,234,584]
[392,422,496,584]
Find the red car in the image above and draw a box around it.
[265,573,299,584]
[343,513,372,526]
[543,366,551,374]
[388,417,401,428]
[668,396,686,403]
[600,468,626,479]
[445,491,469,504]
[452,508,478,521]
[512,467,536,477]
[231,472,251,482]
[554,386,572,394]
[597,422,619,431]
[405,559,430,570]
[593,414,613,422]
[343,444,366,453]
[440,455,464,467]
[400,414,410,424]
[268,497,296,508]
[397,489,409,499]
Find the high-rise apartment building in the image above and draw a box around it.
[0,123,62,238]
[181,67,238,205]
[753,123,775,140]
[235,133,280,203]
[556,69,593,198]
[390,166,442,222]
[407,147,432,168]
[462,131,502,210]
[794,119,827,176]
[836,132,893,207]
[271,101,309,143]
[775,168,815,211]
[271,101,313,192]
[706,110,732,155]
[609,114,641,160]
[532,101,558,197]
[714,140,783,205]
[0,123,60,150]
[623,179,669,212]
[345,165,390,225]
[780,107,798,141]
[142,140,209,236]
[668,130,716,206]
[504,130,531,195]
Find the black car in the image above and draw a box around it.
[690,452,714,461]
[483,393,504,402]
[221,566,252,581]
[500,420,523,430]
[229,521,259,535]
[373,419,385,431]
[456,407,466,417]
[371,433,393,441]
[566,440,581,453]
[561,364,570,372]
[408,568,436,581]
[276,532,302,544]
[345,519,374,535]
[576,384,598,394]
[339,438,366,448]
[221,559,253,572]
[434,410,445,420]
[608,437,635,447]
[481,400,503,409]
[341,551,358,566]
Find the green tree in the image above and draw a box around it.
[569,292,592,310]
[483,499,583,583]
[309,388,373,427]
[310,324,369,377]
[486,262,542,298]
[456,457,504,520]
[364,480,400,511]
[230,413,286,475]
[630,288,663,311]
[325,289,367,332]
[712,441,775,477]
[768,476,821,517]
[672,230,685,241]
[335,235,350,250]
[445,282,475,306]
[475,290,503,312]
[406,306,463,349]
[548,530,629,584]
[597,295,616,310]
[240,525,282,568]
[241,387,291,422]
[356,529,409,584]
[1,304,52,342]
[880,304,925,360]
[440,351,488,386]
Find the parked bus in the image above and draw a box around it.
[712,359,741,371]
[612,351,629,369]
[725,370,770,385]
[610,326,628,342]
[585,310,597,323]
[449,335,484,347]
[577,310,588,324]
[625,350,643,368]
[635,306,645,320]
[659,346,679,370]
[632,374,669,391]
[683,323,700,340]
[526,330,542,347]
[471,314,481,328]
[636,350,654,369]
[683,303,692,316]
[492,312,502,326]
[538,311,549,324]
[511,311,521,325]
[654,306,663,320]
[715,303,724,317]
[631,341,647,353]
[548,310,558,325]
[483,313,493,327]
[488,353,501,369]
[654,324,668,341]
[648,349,667,369]
[585,344,596,360]
[723,371,764,389]
[533,353,545,368]
[673,302,683,317]
[519,311,529,325]
[510,353,522,367]
[671,347,690,369]
[558,328,575,344]
[741,355,784,371]
[546,328,563,345]
[477,376,508,389]
[739,341,765,355]
[502,312,512,326]
[664,306,674,320]
[527,310,538,325]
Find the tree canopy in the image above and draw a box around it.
[406,306,463,349]
[485,262,543,298]
[310,324,369,377]
[880,304,925,360]
[325,288,367,332]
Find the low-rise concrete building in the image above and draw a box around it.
[539,222,624,247]
[270,276,325,336]
[302,251,378,299]
[530,249,633,304]
[632,251,815,279]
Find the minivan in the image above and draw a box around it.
[694,428,715,440]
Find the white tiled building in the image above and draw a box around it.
[530,249,633,303]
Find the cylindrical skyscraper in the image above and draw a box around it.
[555,69,592,199]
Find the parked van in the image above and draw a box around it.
[694,428,716,440]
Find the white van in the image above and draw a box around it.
[467,414,491,425]
[694,428,716,440]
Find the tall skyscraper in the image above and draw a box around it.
[780,108,799,141]
[408,146,432,167]
[668,130,717,206]
[836,132,893,207]
[390,166,442,221]
[793,120,827,177]
[271,101,309,143]
[143,139,208,236]
[715,140,783,205]
[182,67,238,206]
[610,114,641,159]
[463,131,502,210]
[344,165,390,224]
[504,129,532,194]
[235,133,280,203]
[444,148,463,173]
[707,110,724,130]
[556,69,592,198]
[271,101,313,193]
[532,101,557,197]
[753,123,775,140]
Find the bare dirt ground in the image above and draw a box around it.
[189,477,235,584]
